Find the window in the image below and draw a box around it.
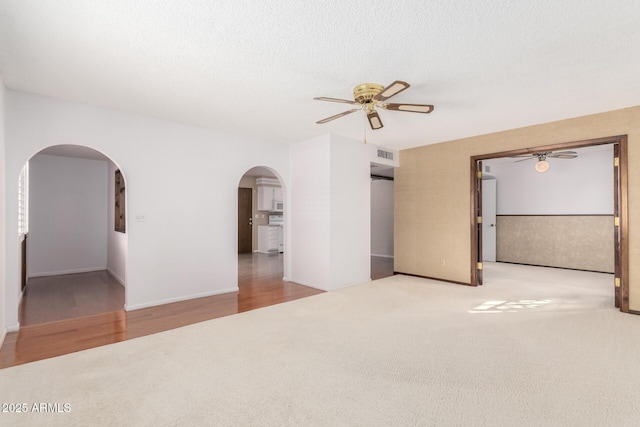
[18,162,29,235]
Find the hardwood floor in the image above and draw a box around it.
[0,254,394,369]
[20,270,125,325]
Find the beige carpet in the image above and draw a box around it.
[1,263,639,426]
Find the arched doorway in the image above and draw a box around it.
[236,166,289,304]
[18,144,128,325]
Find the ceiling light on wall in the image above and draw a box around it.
[535,159,550,173]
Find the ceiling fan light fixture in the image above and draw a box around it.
[535,160,550,173]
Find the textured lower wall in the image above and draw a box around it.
[496,215,614,272]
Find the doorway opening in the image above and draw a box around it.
[470,136,628,312]
[18,144,128,326]
[236,167,286,304]
[370,163,395,280]
[238,167,284,255]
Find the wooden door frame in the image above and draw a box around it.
[469,135,629,312]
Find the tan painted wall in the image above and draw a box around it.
[395,105,640,310]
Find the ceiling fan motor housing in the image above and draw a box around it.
[353,83,384,104]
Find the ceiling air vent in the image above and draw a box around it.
[377,149,394,160]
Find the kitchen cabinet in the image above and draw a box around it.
[273,187,283,203]
[258,225,281,253]
[257,186,274,211]
[257,185,283,211]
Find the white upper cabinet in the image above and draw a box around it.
[256,177,282,211]
[257,186,274,211]
[273,187,283,202]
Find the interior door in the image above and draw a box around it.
[482,178,497,262]
[238,188,253,253]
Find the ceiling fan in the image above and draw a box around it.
[511,150,578,173]
[314,80,434,130]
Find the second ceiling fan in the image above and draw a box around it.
[511,150,578,173]
[314,80,434,130]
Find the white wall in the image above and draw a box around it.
[4,90,290,328]
[329,135,370,287]
[28,154,108,277]
[484,145,614,214]
[289,134,370,290]
[371,179,394,257]
[368,143,399,168]
[289,135,331,288]
[107,160,127,286]
[0,76,7,344]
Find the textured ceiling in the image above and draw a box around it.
[1,1,639,150]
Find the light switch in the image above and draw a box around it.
[135,213,147,222]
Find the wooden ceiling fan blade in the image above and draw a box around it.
[367,111,383,130]
[314,97,359,105]
[373,80,410,101]
[548,151,578,159]
[550,155,578,159]
[383,103,434,114]
[316,109,359,124]
[550,150,578,155]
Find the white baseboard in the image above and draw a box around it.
[107,268,126,287]
[371,254,394,259]
[0,323,20,348]
[29,266,107,278]
[124,287,239,311]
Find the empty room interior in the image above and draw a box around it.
[0,2,640,425]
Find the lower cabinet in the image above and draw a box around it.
[258,225,281,253]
